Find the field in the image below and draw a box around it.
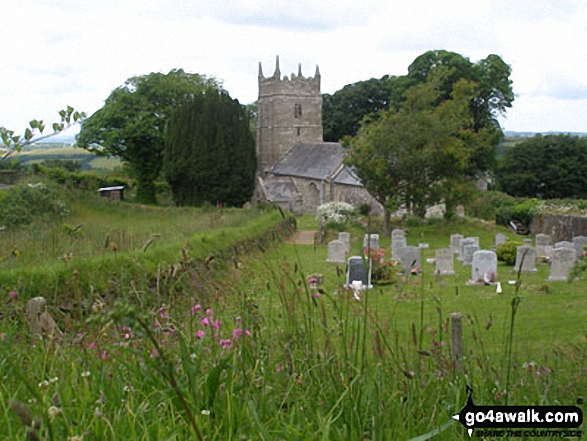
[10,143,122,171]
[0,200,585,440]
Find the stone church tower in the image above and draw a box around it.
[257,56,323,176]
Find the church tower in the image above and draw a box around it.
[256,56,323,176]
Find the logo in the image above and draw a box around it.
[452,387,583,438]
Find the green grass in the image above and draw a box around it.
[1,208,585,440]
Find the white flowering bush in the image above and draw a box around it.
[316,201,356,226]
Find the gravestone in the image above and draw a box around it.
[573,235,587,258]
[535,233,553,258]
[471,250,498,284]
[435,248,455,275]
[346,256,371,288]
[391,233,407,260]
[514,245,537,272]
[494,233,506,249]
[326,240,346,263]
[398,246,421,274]
[458,237,479,261]
[554,240,574,250]
[462,244,481,266]
[450,234,463,254]
[363,234,380,252]
[338,232,350,253]
[548,247,577,281]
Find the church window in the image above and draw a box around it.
[294,104,302,118]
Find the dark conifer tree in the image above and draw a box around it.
[164,90,256,206]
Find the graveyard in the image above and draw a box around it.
[1,200,586,439]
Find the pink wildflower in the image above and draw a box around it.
[8,291,17,302]
[219,339,232,349]
[158,306,166,319]
[245,330,252,337]
[212,319,221,331]
[196,330,205,339]
[101,351,109,361]
[200,317,210,326]
[191,304,201,315]
[206,308,214,317]
[232,328,243,340]
[88,342,96,350]
[150,349,158,359]
[313,292,320,298]
[235,316,242,325]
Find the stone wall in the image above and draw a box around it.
[530,213,587,241]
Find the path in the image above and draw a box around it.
[286,230,317,245]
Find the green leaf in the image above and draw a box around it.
[24,128,33,141]
[59,110,66,119]
[52,123,62,132]
[29,120,38,129]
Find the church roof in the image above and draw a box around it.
[332,165,363,186]
[271,142,346,180]
[259,176,300,202]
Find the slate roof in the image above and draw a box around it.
[259,176,300,202]
[271,142,346,180]
[332,165,362,186]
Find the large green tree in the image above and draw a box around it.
[163,89,256,207]
[77,70,218,203]
[496,134,587,199]
[348,71,486,229]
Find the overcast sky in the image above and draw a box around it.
[2,0,586,138]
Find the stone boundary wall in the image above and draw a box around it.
[530,213,587,241]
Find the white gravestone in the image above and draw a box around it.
[554,241,574,250]
[450,234,463,254]
[391,235,407,261]
[514,245,537,273]
[494,233,507,249]
[462,244,481,267]
[471,250,498,284]
[548,247,577,281]
[363,234,380,252]
[435,248,455,275]
[326,240,346,263]
[535,234,553,259]
[338,232,350,253]
[458,237,479,261]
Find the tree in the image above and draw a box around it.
[347,71,484,230]
[322,76,394,142]
[77,70,218,204]
[496,134,587,199]
[163,89,256,207]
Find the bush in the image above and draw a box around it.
[496,240,524,265]
[316,201,356,226]
[0,181,70,228]
[467,191,516,221]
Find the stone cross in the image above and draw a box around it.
[548,247,577,281]
[471,250,498,284]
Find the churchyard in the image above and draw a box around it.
[1,202,586,439]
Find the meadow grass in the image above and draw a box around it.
[1,209,585,440]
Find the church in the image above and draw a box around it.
[253,56,382,215]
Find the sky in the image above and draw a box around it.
[1,0,587,139]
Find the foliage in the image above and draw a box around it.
[495,198,541,227]
[77,69,219,204]
[316,201,356,225]
[496,134,587,199]
[322,76,394,142]
[1,107,85,161]
[41,159,82,172]
[347,71,481,219]
[466,190,516,220]
[32,163,132,192]
[496,240,524,265]
[0,181,69,228]
[163,89,256,207]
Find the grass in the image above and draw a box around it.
[1,208,585,439]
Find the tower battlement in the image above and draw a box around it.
[256,56,323,176]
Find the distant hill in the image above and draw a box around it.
[505,131,587,138]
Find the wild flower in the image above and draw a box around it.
[212,319,221,330]
[47,405,61,420]
[206,308,214,317]
[122,326,132,339]
[196,330,205,339]
[201,409,211,415]
[81,371,91,378]
[49,377,58,383]
[312,292,320,298]
[200,317,210,326]
[219,339,232,349]
[150,349,158,359]
[8,290,17,302]
[245,330,252,337]
[158,305,167,319]
[38,380,49,388]
[190,304,201,315]
[232,328,243,340]
[101,351,109,361]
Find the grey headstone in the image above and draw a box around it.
[523,238,533,245]
[435,248,455,275]
[535,234,553,258]
[450,234,463,254]
[338,232,350,253]
[391,229,405,239]
[392,236,407,260]
[471,250,498,284]
[346,256,371,287]
[494,233,506,249]
[458,237,479,261]
[573,235,587,258]
[514,245,537,272]
[548,247,577,281]
[326,240,346,263]
[398,246,421,274]
[462,244,481,266]
[363,234,380,252]
[554,241,574,250]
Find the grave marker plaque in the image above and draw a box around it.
[435,248,455,275]
[548,247,577,281]
[471,250,498,284]
[514,245,537,273]
[326,240,346,263]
